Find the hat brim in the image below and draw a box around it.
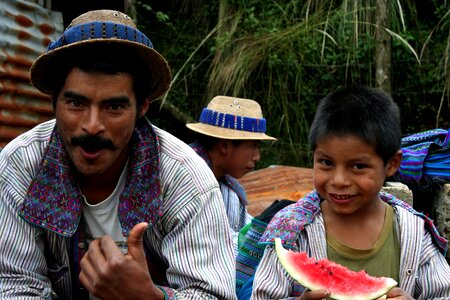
[186,123,277,141]
[30,39,172,101]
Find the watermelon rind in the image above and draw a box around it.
[274,238,398,300]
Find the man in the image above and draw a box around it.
[186,96,276,251]
[0,10,236,300]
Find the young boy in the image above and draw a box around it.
[186,95,276,252]
[251,86,450,299]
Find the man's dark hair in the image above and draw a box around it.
[308,85,401,164]
[50,44,151,110]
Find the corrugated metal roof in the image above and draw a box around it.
[238,165,314,216]
[0,0,63,147]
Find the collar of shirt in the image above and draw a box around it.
[259,190,447,255]
[18,117,162,237]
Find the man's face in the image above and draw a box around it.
[55,67,148,181]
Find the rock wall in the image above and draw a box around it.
[382,182,414,206]
[433,184,450,263]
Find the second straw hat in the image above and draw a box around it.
[186,96,276,140]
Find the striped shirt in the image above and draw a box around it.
[0,119,237,299]
[189,142,253,254]
[250,205,450,300]
[220,181,253,253]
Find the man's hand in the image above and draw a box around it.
[79,222,164,300]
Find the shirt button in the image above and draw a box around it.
[406,268,413,276]
[78,242,86,249]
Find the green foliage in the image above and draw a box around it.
[136,0,450,169]
[206,1,380,167]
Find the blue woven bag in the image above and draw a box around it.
[398,128,450,183]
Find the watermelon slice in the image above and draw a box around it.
[274,238,397,300]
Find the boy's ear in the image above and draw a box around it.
[386,150,402,177]
[217,139,230,155]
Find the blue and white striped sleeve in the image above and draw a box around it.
[148,127,237,299]
[0,124,55,299]
[416,230,450,299]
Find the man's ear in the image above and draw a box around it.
[138,99,150,118]
[386,150,402,177]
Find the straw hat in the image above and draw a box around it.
[30,9,172,101]
[186,96,276,140]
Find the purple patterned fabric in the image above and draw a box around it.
[158,286,176,299]
[18,117,162,237]
[398,128,450,182]
[260,190,448,255]
[259,191,321,249]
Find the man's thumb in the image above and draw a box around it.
[127,222,148,261]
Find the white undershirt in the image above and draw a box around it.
[81,163,128,300]
[82,161,129,254]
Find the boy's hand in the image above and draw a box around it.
[383,287,415,299]
[296,287,414,300]
[297,289,330,300]
[79,222,164,300]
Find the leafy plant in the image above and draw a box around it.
[136,0,450,168]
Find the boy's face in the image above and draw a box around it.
[312,135,400,216]
[223,140,260,179]
[55,67,148,182]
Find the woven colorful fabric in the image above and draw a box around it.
[260,192,320,249]
[236,218,267,293]
[398,128,450,182]
[235,199,295,296]
[260,190,448,255]
[18,117,162,237]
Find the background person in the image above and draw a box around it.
[186,96,276,252]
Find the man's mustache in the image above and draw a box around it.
[71,135,117,151]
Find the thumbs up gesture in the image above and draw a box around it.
[79,222,164,300]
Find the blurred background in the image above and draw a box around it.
[1,0,449,170]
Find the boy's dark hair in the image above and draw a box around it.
[50,44,151,110]
[308,85,401,164]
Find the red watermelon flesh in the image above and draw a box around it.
[275,238,397,300]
